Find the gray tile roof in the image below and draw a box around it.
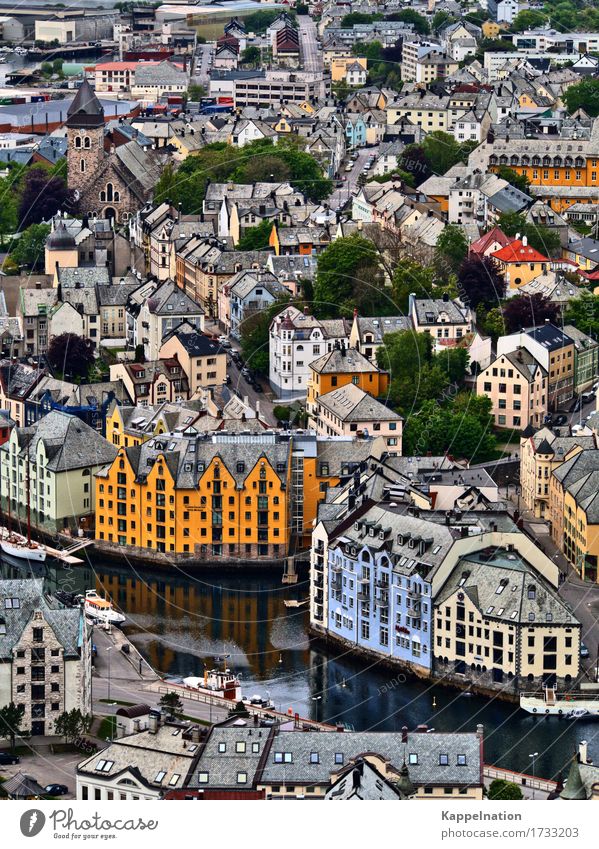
[0,578,85,659]
[58,267,111,288]
[310,347,380,375]
[317,383,401,424]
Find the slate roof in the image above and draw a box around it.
[310,347,380,375]
[325,760,402,800]
[2,410,117,473]
[0,578,85,660]
[317,383,401,424]
[162,329,222,359]
[412,297,469,326]
[146,279,204,317]
[58,267,111,288]
[524,323,573,351]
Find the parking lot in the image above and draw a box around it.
[0,744,81,798]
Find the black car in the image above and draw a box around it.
[253,383,264,394]
[0,752,19,765]
[553,414,568,427]
[45,784,69,796]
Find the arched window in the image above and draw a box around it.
[84,137,91,149]
[114,190,120,202]
[80,159,85,173]
[106,183,114,202]
[75,136,82,149]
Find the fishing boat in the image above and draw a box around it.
[182,667,242,701]
[83,590,126,626]
[520,686,599,717]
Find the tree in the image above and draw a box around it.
[497,212,562,258]
[502,293,561,333]
[47,332,95,378]
[422,131,464,176]
[497,165,530,194]
[436,224,468,271]
[564,291,599,338]
[563,78,599,117]
[400,144,432,186]
[236,220,274,250]
[134,344,146,363]
[387,9,430,35]
[0,177,18,247]
[341,12,382,27]
[458,255,506,309]
[54,709,90,744]
[475,38,517,61]
[10,223,51,271]
[159,691,184,719]
[18,167,74,228]
[187,83,206,102]
[510,9,547,31]
[432,10,453,31]
[436,347,469,384]
[240,45,261,66]
[241,296,290,375]
[403,394,496,461]
[488,779,524,800]
[314,234,381,318]
[478,306,506,342]
[0,702,25,751]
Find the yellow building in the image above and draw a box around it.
[331,57,367,82]
[482,21,501,38]
[158,328,227,395]
[95,430,373,558]
[306,346,390,424]
[520,427,595,519]
[491,238,550,289]
[550,449,599,582]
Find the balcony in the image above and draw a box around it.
[331,563,342,573]
[408,588,422,600]
[407,605,421,617]
[314,577,324,589]
[357,589,371,602]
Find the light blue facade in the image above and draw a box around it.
[345,117,366,149]
[327,535,432,671]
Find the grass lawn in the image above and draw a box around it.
[97,716,117,741]
[98,698,135,706]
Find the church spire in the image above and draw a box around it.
[66,79,104,129]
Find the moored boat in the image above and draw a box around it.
[183,667,242,701]
[520,686,599,717]
[83,590,126,625]
[0,529,47,562]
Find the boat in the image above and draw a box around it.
[283,599,308,608]
[520,686,599,717]
[182,667,242,701]
[0,531,47,562]
[245,693,275,709]
[83,590,126,626]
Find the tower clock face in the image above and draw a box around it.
[79,129,86,136]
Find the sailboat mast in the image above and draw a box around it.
[26,450,31,547]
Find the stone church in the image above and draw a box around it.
[66,80,162,224]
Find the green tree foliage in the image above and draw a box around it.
[390,260,455,314]
[497,165,531,194]
[488,779,524,800]
[476,38,518,60]
[436,224,469,271]
[387,10,430,35]
[154,139,332,211]
[236,219,273,250]
[314,234,386,318]
[0,702,25,751]
[0,177,18,247]
[341,12,383,26]
[510,9,547,31]
[378,330,451,413]
[432,11,454,31]
[422,131,466,176]
[478,306,506,342]
[54,709,92,744]
[187,83,206,101]
[436,347,470,384]
[403,394,496,462]
[10,223,51,271]
[563,78,599,117]
[564,291,599,337]
[240,45,261,66]
[240,296,291,375]
[159,691,184,719]
[243,9,293,32]
[496,212,562,258]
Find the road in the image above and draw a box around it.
[329,147,378,211]
[192,42,214,89]
[298,15,322,73]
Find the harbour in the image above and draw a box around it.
[1,551,597,781]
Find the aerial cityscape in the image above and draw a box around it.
[0,0,599,808]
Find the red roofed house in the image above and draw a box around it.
[469,226,513,258]
[491,236,549,290]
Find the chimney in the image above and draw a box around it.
[578,740,589,764]
[304,304,310,315]
[148,710,160,734]
[401,726,408,743]
[522,235,528,247]
[353,307,358,318]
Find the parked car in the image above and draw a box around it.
[580,643,590,658]
[44,784,69,796]
[0,752,20,765]
[218,335,232,349]
[582,391,595,403]
[553,414,568,427]
[344,162,354,172]
[253,383,264,394]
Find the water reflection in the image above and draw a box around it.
[1,552,597,779]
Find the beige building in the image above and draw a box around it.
[409,294,473,348]
[331,57,367,82]
[434,547,581,688]
[0,578,91,737]
[158,328,226,395]
[128,278,205,361]
[477,348,547,431]
[109,359,190,407]
[0,410,117,534]
[520,427,595,519]
[312,383,402,454]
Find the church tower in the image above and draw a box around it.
[66,79,106,215]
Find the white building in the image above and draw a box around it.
[269,306,351,400]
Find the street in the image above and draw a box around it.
[298,15,322,74]
[329,147,379,211]
[192,42,214,89]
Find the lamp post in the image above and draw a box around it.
[529,751,539,799]
[106,646,112,704]
[312,694,322,723]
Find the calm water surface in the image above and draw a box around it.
[2,552,597,780]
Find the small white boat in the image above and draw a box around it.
[566,708,589,720]
[520,686,599,717]
[83,590,126,625]
[0,530,46,562]
[183,668,241,701]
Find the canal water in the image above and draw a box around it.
[2,552,598,780]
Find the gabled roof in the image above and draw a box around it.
[492,239,549,264]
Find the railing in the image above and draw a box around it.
[484,765,557,794]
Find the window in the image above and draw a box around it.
[237,772,247,784]
[218,742,226,753]
[198,772,209,784]
[457,754,467,766]
[310,752,319,763]
[439,753,449,765]
[334,753,344,765]
[274,752,292,763]
[236,741,246,753]
[409,753,418,765]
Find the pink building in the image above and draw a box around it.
[476,347,547,431]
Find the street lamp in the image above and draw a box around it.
[529,752,539,799]
[312,694,322,722]
[106,646,112,704]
